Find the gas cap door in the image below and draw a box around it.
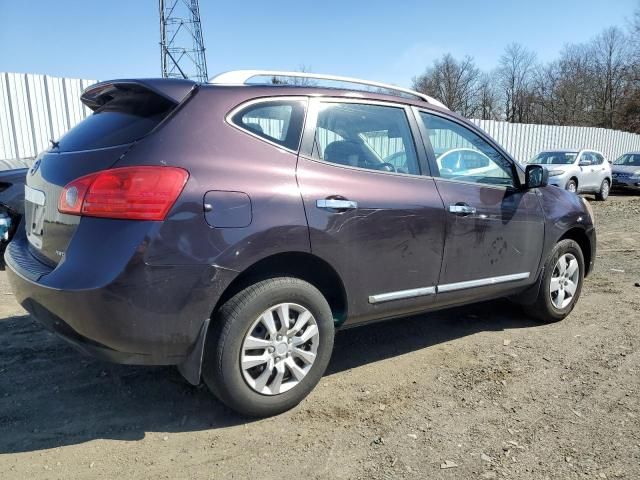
[203,191,252,228]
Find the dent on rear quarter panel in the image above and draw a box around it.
[114,86,311,270]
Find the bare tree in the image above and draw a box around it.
[496,43,537,123]
[476,73,501,120]
[589,27,631,129]
[620,3,640,132]
[632,3,640,61]
[412,54,481,117]
[535,44,593,126]
[407,3,640,132]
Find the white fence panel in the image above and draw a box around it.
[472,119,640,163]
[2,72,640,163]
[0,73,96,161]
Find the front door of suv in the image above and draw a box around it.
[416,110,544,307]
[296,99,446,325]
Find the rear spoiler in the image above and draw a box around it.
[81,78,196,111]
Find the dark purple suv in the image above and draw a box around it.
[5,71,596,417]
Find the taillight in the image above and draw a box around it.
[58,166,189,221]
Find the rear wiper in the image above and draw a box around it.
[49,139,60,149]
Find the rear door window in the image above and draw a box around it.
[230,99,306,151]
[581,152,595,164]
[54,92,175,152]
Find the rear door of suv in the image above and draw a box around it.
[578,152,601,191]
[591,152,610,189]
[296,98,446,326]
[415,109,544,307]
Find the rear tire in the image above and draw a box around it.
[565,179,578,193]
[595,179,610,201]
[202,277,334,417]
[528,239,584,323]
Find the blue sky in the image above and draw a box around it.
[1,0,637,87]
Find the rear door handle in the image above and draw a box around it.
[316,199,358,210]
[449,204,476,216]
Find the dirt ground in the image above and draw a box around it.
[0,193,639,480]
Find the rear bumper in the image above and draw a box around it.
[5,228,237,366]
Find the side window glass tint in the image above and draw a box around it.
[231,100,306,151]
[419,112,514,187]
[311,103,420,175]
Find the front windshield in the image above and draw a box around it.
[613,153,640,166]
[528,152,577,165]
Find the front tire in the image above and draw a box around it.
[528,239,584,323]
[202,277,335,417]
[595,179,610,201]
[565,179,578,193]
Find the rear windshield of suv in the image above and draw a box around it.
[53,92,175,152]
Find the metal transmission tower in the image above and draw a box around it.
[159,0,208,82]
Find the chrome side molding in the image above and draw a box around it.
[437,272,530,293]
[368,272,530,304]
[369,286,436,304]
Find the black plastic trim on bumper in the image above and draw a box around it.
[5,237,54,282]
[22,296,181,365]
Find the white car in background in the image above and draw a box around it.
[526,149,612,200]
[436,148,507,181]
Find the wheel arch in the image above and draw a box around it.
[558,227,592,277]
[212,252,348,326]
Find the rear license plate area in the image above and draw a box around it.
[24,185,46,250]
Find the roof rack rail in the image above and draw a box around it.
[209,70,448,110]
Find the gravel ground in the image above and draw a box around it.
[0,193,639,480]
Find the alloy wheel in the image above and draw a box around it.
[549,253,580,309]
[240,303,319,395]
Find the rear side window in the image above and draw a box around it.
[55,92,175,152]
[231,99,306,151]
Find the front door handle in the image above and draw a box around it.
[316,199,358,210]
[449,204,476,216]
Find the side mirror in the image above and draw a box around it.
[579,159,592,166]
[525,164,548,189]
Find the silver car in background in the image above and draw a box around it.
[526,149,612,200]
[611,152,640,192]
